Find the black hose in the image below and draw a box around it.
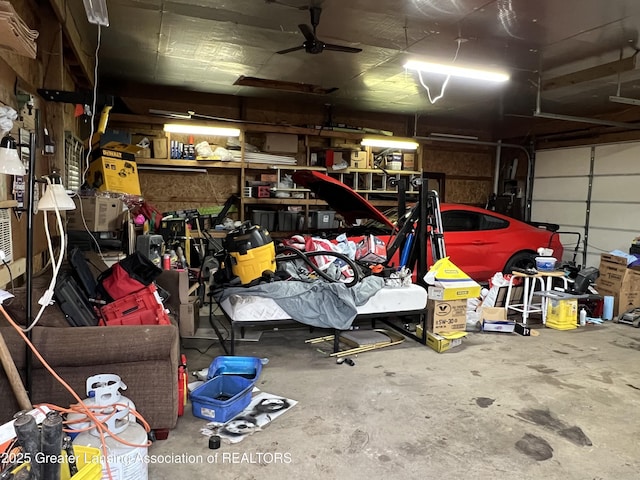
[276,245,361,288]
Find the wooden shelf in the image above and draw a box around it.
[0,200,18,208]
[136,158,243,168]
[242,198,326,206]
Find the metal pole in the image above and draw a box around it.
[25,131,36,398]
[493,140,502,194]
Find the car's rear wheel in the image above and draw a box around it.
[503,251,537,273]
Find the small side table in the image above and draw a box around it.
[505,271,569,325]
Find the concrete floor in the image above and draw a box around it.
[146,321,640,480]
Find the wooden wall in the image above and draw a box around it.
[0,0,81,281]
[138,170,239,214]
[423,145,495,205]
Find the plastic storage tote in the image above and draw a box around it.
[190,375,254,423]
[206,356,263,382]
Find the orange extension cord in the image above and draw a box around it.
[1,305,153,480]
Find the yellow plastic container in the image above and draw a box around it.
[229,242,276,284]
[12,445,102,480]
[546,297,578,330]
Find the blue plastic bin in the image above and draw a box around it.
[190,375,254,423]
[207,356,263,382]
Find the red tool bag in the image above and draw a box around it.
[99,284,171,326]
[97,251,162,302]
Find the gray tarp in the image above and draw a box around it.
[217,275,386,330]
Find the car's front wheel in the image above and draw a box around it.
[503,251,537,273]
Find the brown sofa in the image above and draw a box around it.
[0,278,180,431]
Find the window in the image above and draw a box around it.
[64,132,83,192]
[442,210,509,232]
[481,213,509,230]
[442,211,482,231]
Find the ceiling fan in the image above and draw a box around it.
[276,6,363,55]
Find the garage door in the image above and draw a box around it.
[531,142,640,268]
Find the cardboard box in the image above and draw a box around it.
[417,325,467,353]
[260,174,278,183]
[350,151,369,169]
[86,156,142,195]
[264,133,298,153]
[428,280,481,301]
[155,269,192,304]
[91,148,136,162]
[596,253,640,316]
[135,147,151,159]
[355,235,387,263]
[480,306,515,332]
[179,296,200,337]
[67,197,125,232]
[427,299,467,333]
[403,152,415,170]
[153,138,168,159]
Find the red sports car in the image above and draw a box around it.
[293,171,564,283]
[431,203,564,282]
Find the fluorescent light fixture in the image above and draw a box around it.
[361,136,419,150]
[430,132,479,140]
[404,60,509,82]
[163,124,241,137]
[609,95,640,106]
[0,135,26,176]
[149,109,193,119]
[83,0,109,26]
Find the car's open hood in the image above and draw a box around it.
[292,170,394,229]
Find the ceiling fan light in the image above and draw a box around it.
[404,60,509,83]
[163,124,241,137]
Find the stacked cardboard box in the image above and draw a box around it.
[156,269,200,337]
[423,257,481,352]
[596,253,640,317]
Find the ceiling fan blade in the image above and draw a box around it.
[323,43,363,54]
[298,23,315,42]
[276,45,305,55]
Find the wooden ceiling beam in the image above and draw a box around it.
[542,55,638,91]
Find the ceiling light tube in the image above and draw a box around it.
[361,136,419,150]
[163,124,241,137]
[83,0,109,26]
[404,60,509,82]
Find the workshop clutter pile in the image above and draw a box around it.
[0,373,152,480]
[423,247,640,353]
[54,249,171,328]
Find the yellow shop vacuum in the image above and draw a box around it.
[224,223,276,284]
